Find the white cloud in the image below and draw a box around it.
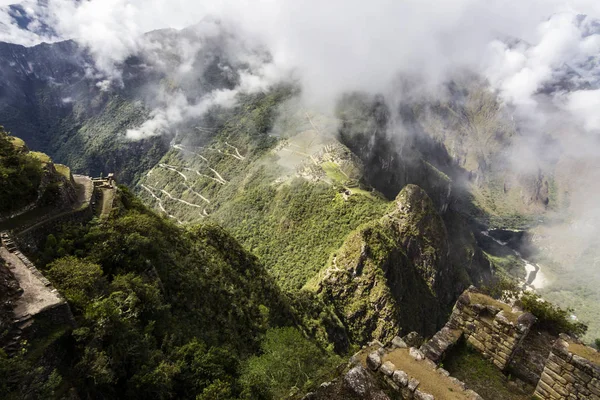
[564,89,600,131]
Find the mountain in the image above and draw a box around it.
[1,14,600,399]
[0,131,348,399]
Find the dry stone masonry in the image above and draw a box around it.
[419,287,600,399]
[421,286,536,370]
[365,339,482,399]
[533,334,600,400]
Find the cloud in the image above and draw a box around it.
[563,89,600,131]
[0,0,594,99]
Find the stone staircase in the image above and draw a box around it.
[1,231,17,252]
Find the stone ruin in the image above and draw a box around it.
[417,286,600,399]
[92,172,116,189]
[0,231,74,355]
[365,338,483,399]
[533,334,600,399]
[314,286,600,399]
[421,286,536,370]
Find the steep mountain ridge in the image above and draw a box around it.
[314,185,477,343]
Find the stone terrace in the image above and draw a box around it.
[0,231,73,354]
[365,339,482,399]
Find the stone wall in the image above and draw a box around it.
[14,197,95,253]
[533,334,600,400]
[422,287,536,370]
[0,233,75,355]
[366,339,482,399]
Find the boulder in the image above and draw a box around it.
[392,369,409,387]
[392,336,408,348]
[414,389,435,400]
[403,331,425,347]
[367,351,382,370]
[409,347,425,361]
[380,361,396,376]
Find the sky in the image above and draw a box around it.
[0,0,599,151]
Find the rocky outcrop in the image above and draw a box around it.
[317,185,466,344]
[303,365,392,400]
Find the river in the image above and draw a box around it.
[481,230,548,290]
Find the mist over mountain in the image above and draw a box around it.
[1,1,600,399]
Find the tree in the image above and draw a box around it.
[239,327,341,399]
[47,256,105,312]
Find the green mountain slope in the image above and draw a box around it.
[0,126,76,219]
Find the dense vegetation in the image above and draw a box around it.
[1,187,344,399]
[0,126,43,215]
[214,174,389,289]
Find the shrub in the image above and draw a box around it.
[239,327,342,399]
[520,292,588,337]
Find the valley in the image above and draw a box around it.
[1,5,600,399]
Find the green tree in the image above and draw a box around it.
[0,349,62,400]
[46,256,105,312]
[239,327,341,399]
[521,292,588,337]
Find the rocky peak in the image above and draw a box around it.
[317,184,464,344]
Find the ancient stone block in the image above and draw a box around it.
[409,347,424,361]
[545,359,562,375]
[448,377,466,390]
[553,382,569,397]
[392,369,408,387]
[573,367,592,384]
[467,336,485,352]
[380,361,395,376]
[403,331,425,347]
[367,351,382,370]
[540,371,554,387]
[383,375,399,391]
[414,389,434,400]
[391,336,408,348]
[536,379,561,399]
[401,387,414,400]
[408,378,420,392]
[545,368,568,386]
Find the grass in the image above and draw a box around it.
[484,252,526,280]
[54,164,71,180]
[382,348,471,400]
[9,136,25,150]
[28,151,52,164]
[567,340,600,364]
[321,161,348,184]
[444,342,535,400]
[468,293,521,324]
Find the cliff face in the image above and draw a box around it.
[317,185,473,344]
